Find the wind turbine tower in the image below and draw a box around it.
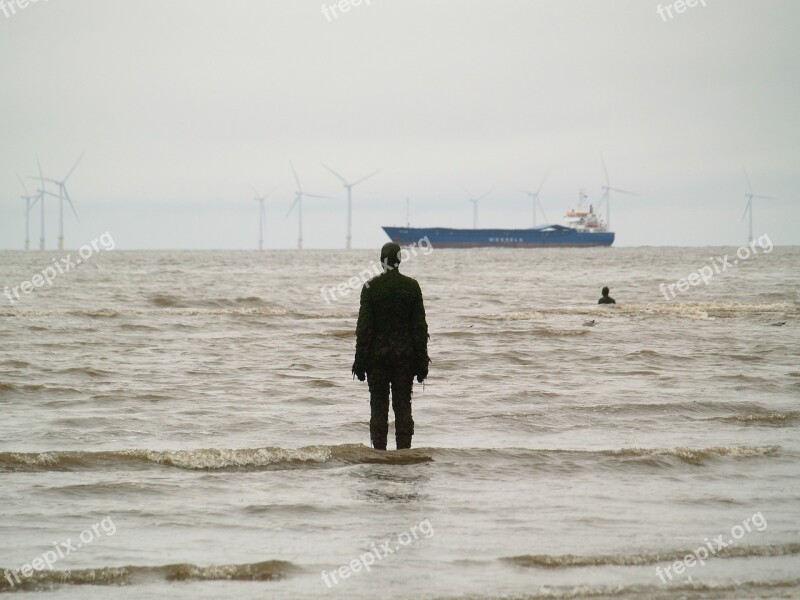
[519,170,550,227]
[742,169,777,244]
[17,174,39,251]
[461,186,493,229]
[39,154,83,250]
[286,163,335,250]
[34,157,47,250]
[322,164,381,249]
[598,154,639,230]
[251,185,277,251]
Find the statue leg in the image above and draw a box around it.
[391,367,415,450]
[367,367,390,450]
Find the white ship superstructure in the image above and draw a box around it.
[564,189,607,233]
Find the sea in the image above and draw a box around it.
[1,246,799,599]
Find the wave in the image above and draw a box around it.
[437,577,800,599]
[469,408,540,419]
[0,382,64,394]
[37,480,170,496]
[476,302,796,322]
[55,366,112,378]
[8,301,789,321]
[66,308,119,318]
[568,400,772,416]
[1,359,31,368]
[625,349,663,357]
[317,329,355,338]
[0,306,353,319]
[235,296,265,304]
[503,543,800,568]
[150,293,181,307]
[468,404,800,429]
[531,327,589,337]
[0,444,779,472]
[0,444,435,471]
[148,293,273,308]
[0,560,298,591]
[706,411,800,425]
[592,445,779,464]
[118,322,159,330]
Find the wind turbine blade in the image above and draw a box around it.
[249,183,261,197]
[285,195,299,218]
[752,195,778,200]
[538,199,549,224]
[535,170,549,195]
[741,199,750,221]
[610,187,640,196]
[264,185,279,200]
[16,173,30,195]
[743,167,753,194]
[63,152,85,183]
[600,153,610,186]
[303,193,337,200]
[322,163,349,185]
[36,155,46,189]
[476,189,494,202]
[459,185,473,198]
[518,190,533,196]
[290,162,302,192]
[64,187,80,222]
[352,168,381,187]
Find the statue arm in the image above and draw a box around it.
[353,285,373,378]
[412,282,430,380]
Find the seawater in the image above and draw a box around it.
[1,247,799,599]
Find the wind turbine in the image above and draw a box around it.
[39,153,83,250]
[322,164,381,249]
[33,156,47,250]
[519,170,550,227]
[17,174,40,251]
[286,162,335,250]
[460,186,493,229]
[598,154,639,230]
[251,184,278,250]
[742,168,777,244]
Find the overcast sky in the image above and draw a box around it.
[1,0,798,249]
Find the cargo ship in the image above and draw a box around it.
[383,191,614,248]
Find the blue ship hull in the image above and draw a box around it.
[382,225,614,248]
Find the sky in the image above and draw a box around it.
[1,0,798,249]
